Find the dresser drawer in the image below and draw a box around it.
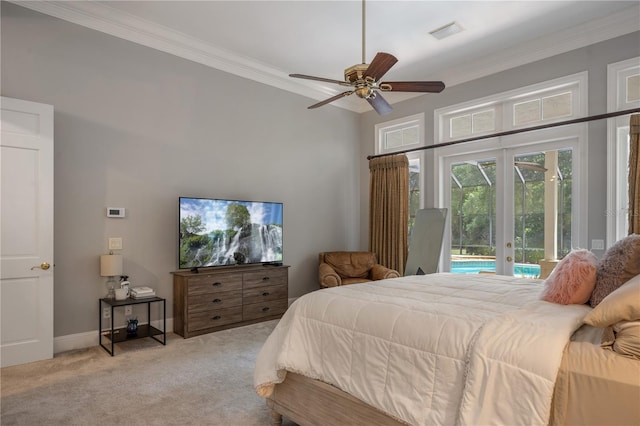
[187,272,243,296]
[243,299,288,321]
[188,289,242,313]
[243,269,287,290]
[188,306,243,331]
[243,283,287,305]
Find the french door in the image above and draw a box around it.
[437,128,587,277]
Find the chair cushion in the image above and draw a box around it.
[342,278,373,286]
[323,251,376,279]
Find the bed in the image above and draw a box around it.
[254,273,640,426]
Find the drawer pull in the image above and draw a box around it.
[262,292,270,296]
[262,276,270,281]
[212,282,222,287]
[262,307,270,312]
[212,315,222,320]
[212,298,222,303]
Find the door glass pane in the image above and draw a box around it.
[558,149,573,257]
[513,149,573,278]
[513,153,545,277]
[450,159,497,274]
[408,157,421,245]
[615,127,630,239]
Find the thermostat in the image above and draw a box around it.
[106,207,126,218]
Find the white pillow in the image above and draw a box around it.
[583,274,640,327]
[612,321,640,359]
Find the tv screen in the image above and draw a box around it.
[179,197,283,269]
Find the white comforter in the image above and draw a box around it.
[254,273,590,426]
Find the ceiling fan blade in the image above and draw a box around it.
[290,74,350,86]
[367,92,393,115]
[364,52,398,82]
[308,91,354,109]
[379,81,446,93]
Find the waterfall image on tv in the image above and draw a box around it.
[179,197,283,269]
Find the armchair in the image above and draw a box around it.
[318,251,400,288]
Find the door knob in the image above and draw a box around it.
[506,257,513,262]
[506,242,512,248]
[31,262,51,270]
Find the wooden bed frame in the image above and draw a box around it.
[267,372,405,426]
[265,349,640,426]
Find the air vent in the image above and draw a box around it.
[429,22,464,40]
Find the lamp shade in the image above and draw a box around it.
[100,254,123,277]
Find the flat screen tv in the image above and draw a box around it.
[179,197,283,269]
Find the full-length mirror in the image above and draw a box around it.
[405,208,448,275]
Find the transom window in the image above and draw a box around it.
[376,113,424,155]
[438,72,587,143]
[450,109,495,138]
[513,92,572,125]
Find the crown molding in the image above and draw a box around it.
[441,4,640,89]
[9,1,640,115]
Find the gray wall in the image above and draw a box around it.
[358,31,640,253]
[2,2,639,338]
[1,3,361,337]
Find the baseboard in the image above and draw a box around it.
[54,302,296,354]
[54,330,97,354]
[54,318,174,354]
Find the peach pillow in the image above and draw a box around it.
[541,249,598,305]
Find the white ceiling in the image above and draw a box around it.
[13,0,640,113]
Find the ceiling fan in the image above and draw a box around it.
[289,0,445,115]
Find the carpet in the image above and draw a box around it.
[1,320,293,425]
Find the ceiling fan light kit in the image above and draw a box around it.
[290,0,445,115]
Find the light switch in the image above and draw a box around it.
[108,238,123,250]
[591,239,604,250]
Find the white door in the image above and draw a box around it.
[1,96,54,367]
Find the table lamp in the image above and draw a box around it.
[100,253,123,299]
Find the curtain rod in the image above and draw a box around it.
[367,107,640,160]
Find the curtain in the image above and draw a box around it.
[630,114,640,234]
[369,154,409,275]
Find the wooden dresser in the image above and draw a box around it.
[172,264,289,338]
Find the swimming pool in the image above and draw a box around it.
[451,259,540,278]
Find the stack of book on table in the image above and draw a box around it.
[130,286,156,299]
